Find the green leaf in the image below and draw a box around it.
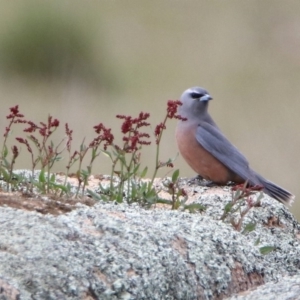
[28,136,39,148]
[184,203,206,213]
[130,185,137,200]
[3,158,10,169]
[142,187,159,206]
[112,149,119,157]
[254,237,261,246]
[233,189,242,199]
[100,150,113,160]
[11,172,22,182]
[0,167,10,181]
[118,155,127,166]
[156,198,172,205]
[39,169,46,183]
[140,166,148,178]
[224,202,233,213]
[54,156,62,162]
[33,181,44,192]
[80,140,86,151]
[50,173,56,183]
[51,183,69,192]
[80,169,89,178]
[87,166,91,175]
[174,199,181,209]
[132,164,140,174]
[120,173,129,181]
[172,169,180,183]
[242,222,256,234]
[58,182,72,195]
[116,193,124,203]
[87,189,102,201]
[2,145,8,158]
[259,246,276,255]
[98,183,109,193]
[146,186,157,197]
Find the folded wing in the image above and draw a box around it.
[195,122,255,183]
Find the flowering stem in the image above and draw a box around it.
[109,149,121,199]
[149,115,167,189]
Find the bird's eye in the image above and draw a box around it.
[190,92,203,99]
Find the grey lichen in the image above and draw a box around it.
[227,275,300,300]
[0,182,299,299]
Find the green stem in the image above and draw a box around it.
[109,146,120,200]
[75,158,83,198]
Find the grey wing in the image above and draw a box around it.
[195,122,252,181]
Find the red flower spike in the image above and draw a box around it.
[4,105,25,138]
[6,105,24,119]
[39,126,47,137]
[115,112,151,152]
[116,114,126,119]
[154,123,166,137]
[3,127,10,138]
[29,135,41,149]
[166,100,187,121]
[11,145,19,158]
[137,121,150,128]
[51,119,59,128]
[24,121,38,133]
[70,151,79,161]
[16,137,33,154]
[11,105,19,115]
[91,123,114,150]
[13,120,27,124]
[121,117,133,134]
[65,123,73,152]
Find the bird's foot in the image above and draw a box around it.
[188,175,218,187]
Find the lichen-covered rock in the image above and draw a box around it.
[0,182,299,299]
[227,275,300,300]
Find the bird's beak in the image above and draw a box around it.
[200,94,213,102]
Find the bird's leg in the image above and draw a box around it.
[188,174,218,187]
[187,174,203,183]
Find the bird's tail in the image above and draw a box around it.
[252,172,295,205]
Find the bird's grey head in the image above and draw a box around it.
[179,87,213,120]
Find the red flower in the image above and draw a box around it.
[11,145,19,158]
[154,123,166,138]
[92,123,114,150]
[6,105,24,119]
[116,112,151,152]
[167,100,187,120]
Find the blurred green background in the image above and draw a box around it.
[0,1,299,218]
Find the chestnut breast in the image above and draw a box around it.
[176,123,244,184]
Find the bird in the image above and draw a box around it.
[176,86,294,204]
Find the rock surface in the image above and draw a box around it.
[227,274,300,300]
[0,180,299,299]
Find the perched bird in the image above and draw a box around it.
[176,86,294,204]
